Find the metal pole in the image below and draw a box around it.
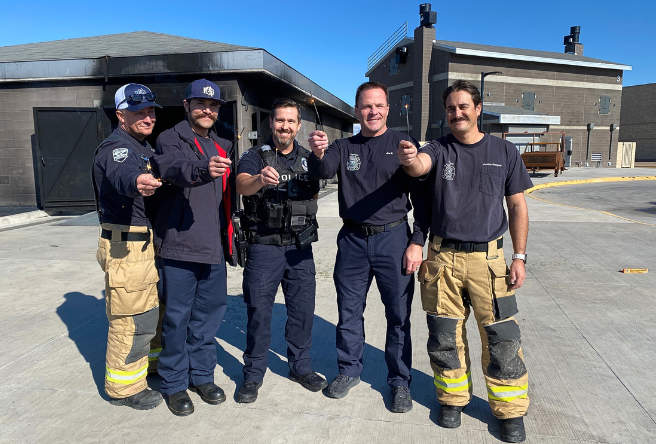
[585,123,593,162]
[479,72,484,131]
[609,124,617,161]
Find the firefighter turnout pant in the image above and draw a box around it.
[96,224,160,399]
[417,237,529,419]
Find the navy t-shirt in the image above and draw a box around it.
[418,133,533,243]
[308,128,427,245]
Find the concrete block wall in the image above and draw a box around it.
[619,83,656,163]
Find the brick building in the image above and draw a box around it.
[0,32,356,208]
[619,83,656,165]
[366,5,631,168]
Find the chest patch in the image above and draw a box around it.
[442,161,455,181]
[347,153,361,171]
[301,157,308,172]
[113,148,129,163]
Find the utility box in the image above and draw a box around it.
[616,142,636,168]
[564,137,573,167]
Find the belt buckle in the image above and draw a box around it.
[363,225,375,236]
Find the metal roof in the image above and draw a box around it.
[483,105,561,125]
[434,40,632,71]
[0,31,254,62]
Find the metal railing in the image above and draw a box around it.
[367,21,408,71]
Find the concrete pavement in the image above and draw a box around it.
[0,167,655,443]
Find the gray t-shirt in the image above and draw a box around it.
[418,133,533,242]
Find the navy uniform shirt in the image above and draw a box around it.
[418,133,533,243]
[92,126,154,226]
[308,128,427,245]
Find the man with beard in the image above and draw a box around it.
[307,82,426,413]
[398,80,532,442]
[151,79,237,416]
[235,98,325,403]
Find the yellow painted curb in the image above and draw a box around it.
[525,176,656,194]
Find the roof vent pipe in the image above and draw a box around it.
[419,3,437,27]
[570,26,581,43]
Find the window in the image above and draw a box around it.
[389,57,398,75]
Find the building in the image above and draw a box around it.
[366,4,632,168]
[619,83,656,166]
[0,32,356,208]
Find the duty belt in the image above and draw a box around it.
[101,229,150,242]
[250,232,296,246]
[440,237,503,253]
[343,216,407,236]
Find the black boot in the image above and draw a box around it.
[237,380,263,403]
[165,390,194,416]
[438,405,464,428]
[191,382,226,405]
[500,416,526,443]
[109,388,162,410]
[289,371,328,392]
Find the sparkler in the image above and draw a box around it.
[309,94,324,131]
[404,104,410,137]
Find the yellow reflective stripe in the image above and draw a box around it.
[487,383,528,402]
[148,348,162,361]
[106,364,148,385]
[434,371,472,392]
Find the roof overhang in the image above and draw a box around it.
[483,109,561,125]
[434,42,632,71]
[0,49,355,120]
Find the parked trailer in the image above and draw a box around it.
[503,131,568,177]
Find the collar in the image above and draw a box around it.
[175,118,219,145]
[116,126,149,148]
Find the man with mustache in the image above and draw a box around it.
[398,80,532,443]
[92,83,163,410]
[151,79,237,416]
[235,98,325,403]
[307,82,426,413]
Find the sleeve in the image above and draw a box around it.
[152,133,214,187]
[99,145,142,198]
[308,140,340,180]
[418,141,438,172]
[504,141,534,195]
[237,150,263,176]
[408,174,431,245]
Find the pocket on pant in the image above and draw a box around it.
[243,268,262,307]
[107,260,160,316]
[488,261,518,320]
[418,260,446,315]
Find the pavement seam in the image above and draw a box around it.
[0,313,105,371]
[526,267,656,429]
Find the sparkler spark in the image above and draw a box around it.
[310,94,323,131]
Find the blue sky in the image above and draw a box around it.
[0,0,653,106]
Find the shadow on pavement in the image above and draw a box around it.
[56,291,108,399]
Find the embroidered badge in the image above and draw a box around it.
[134,88,147,95]
[203,86,215,96]
[113,148,129,163]
[301,157,308,172]
[347,153,361,171]
[442,161,455,180]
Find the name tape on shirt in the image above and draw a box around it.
[113,148,129,163]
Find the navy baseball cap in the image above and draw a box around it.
[115,83,162,112]
[185,79,226,104]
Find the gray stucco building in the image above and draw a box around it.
[0,32,356,208]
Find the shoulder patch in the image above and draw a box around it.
[239,150,250,160]
[113,148,129,163]
[261,145,272,152]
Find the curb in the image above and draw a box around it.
[525,176,656,194]
[0,210,50,227]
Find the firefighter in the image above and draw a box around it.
[398,80,533,443]
[92,83,163,409]
[235,98,325,403]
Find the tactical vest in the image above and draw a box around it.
[242,144,318,235]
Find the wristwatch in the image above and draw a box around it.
[512,253,527,263]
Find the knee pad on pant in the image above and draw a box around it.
[126,306,158,365]
[426,315,460,370]
[484,320,527,380]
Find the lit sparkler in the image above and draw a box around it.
[404,104,410,137]
[309,94,324,131]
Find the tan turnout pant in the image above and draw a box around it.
[418,236,529,419]
[97,223,160,399]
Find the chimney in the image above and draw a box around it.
[412,3,436,141]
[564,26,584,55]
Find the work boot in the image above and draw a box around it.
[237,380,263,403]
[190,382,226,405]
[323,375,360,399]
[165,390,194,416]
[391,386,413,413]
[500,416,526,443]
[109,388,162,410]
[438,405,464,428]
[289,371,328,392]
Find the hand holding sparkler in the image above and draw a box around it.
[398,140,417,166]
[258,166,279,186]
[308,130,329,160]
[208,155,232,178]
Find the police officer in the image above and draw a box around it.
[307,82,427,413]
[92,83,163,410]
[235,98,326,403]
[151,79,237,416]
[398,80,532,443]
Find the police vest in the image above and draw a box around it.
[242,144,318,234]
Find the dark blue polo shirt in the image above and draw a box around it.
[418,133,533,243]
